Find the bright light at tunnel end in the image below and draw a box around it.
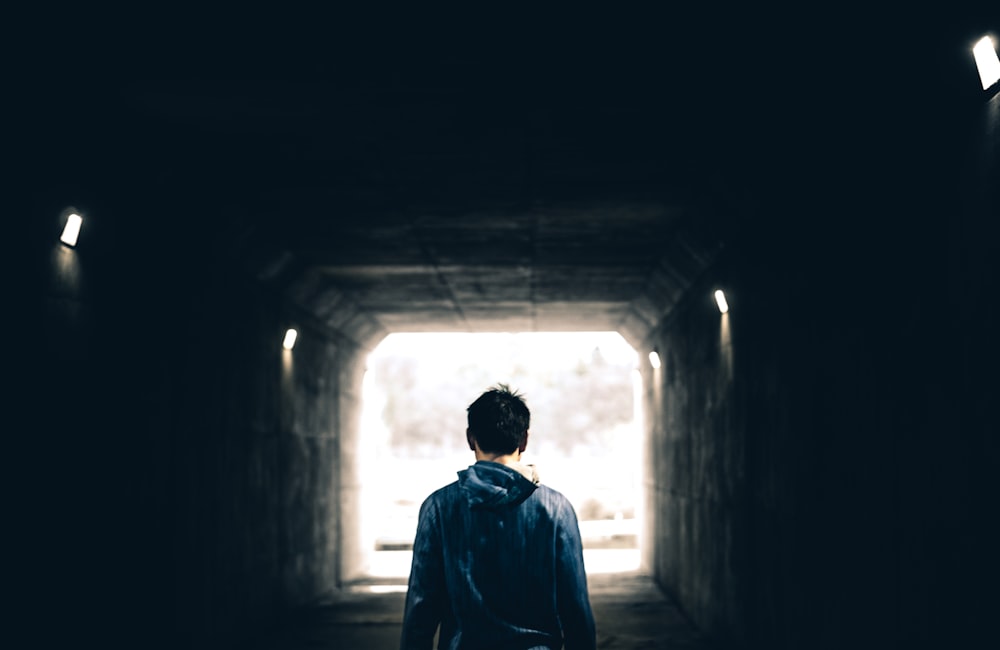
[282,328,298,350]
[974,36,1000,91]
[648,351,661,369]
[714,289,729,314]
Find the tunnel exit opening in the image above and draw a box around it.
[347,331,644,583]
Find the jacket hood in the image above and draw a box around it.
[458,461,539,509]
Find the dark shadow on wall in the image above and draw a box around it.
[639,40,1000,649]
[33,187,359,649]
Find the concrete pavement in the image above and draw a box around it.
[248,571,712,649]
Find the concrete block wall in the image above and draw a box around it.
[641,80,999,649]
[34,192,358,649]
[641,284,746,643]
[167,279,291,646]
[335,346,375,583]
[277,314,347,610]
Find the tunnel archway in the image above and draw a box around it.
[262,197,728,599]
[345,331,644,583]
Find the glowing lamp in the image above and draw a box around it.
[973,36,1000,91]
[714,290,729,314]
[60,213,83,247]
[648,351,661,369]
[282,328,298,350]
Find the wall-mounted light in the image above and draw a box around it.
[714,289,729,314]
[648,350,661,369]
[973,35,1000,91]
[282,328,298,350]
[60,213,83,247]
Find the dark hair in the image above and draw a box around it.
[466,383,530,455]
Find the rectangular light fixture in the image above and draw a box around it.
[60,213,83,247]
[282,328,298,350]
[973,36,1000,91]
[714,289,729,314]
[648,351,661,369]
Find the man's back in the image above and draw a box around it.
[400,460,596,650]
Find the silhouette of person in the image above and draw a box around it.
[400,383,596,649]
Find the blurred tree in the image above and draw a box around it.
[371,342,634,457]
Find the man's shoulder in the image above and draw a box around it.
[420,479,575,515]
[534,483,569,500]
[421,480,461,506]
[529,483,576,512]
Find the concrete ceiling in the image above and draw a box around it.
[31,20,778,347]
[25,10,992,352]
[94,76,737,347]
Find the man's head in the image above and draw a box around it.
[466,383,530,455]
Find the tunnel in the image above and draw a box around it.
[28,12,999,650]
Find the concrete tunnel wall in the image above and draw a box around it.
[34,189,374,648]
[637,89,999,647]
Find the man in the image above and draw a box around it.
[400,384,596,650]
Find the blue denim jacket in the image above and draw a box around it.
[400,461,596,650]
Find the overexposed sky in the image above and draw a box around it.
[359,331,643,575]
[368,331,637,372]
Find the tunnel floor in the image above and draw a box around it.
[247,571,711,649]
